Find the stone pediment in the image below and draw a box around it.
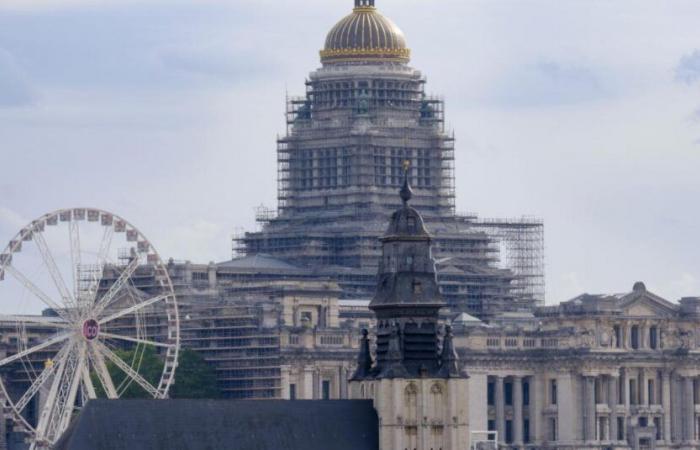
[619,287,678,318]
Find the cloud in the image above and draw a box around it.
[675,50,700,85]
[159,44,274,84]
[0,207,27,232]
[0,49,34,107]
[483,60,609,107]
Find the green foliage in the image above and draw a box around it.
[91,346,220,399]
[170,349,221,399]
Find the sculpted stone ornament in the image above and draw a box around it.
[578,329,596,348]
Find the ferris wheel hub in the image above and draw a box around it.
[81,319,100,341]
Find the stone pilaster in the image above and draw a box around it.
[660,370,671,443]
[608,374,619,442]
[495,376,505,444]
[513,376,523,446]
[583,375,596,442]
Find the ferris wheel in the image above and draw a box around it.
[0,208,180,449]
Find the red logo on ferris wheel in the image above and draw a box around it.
[82,319,100,341]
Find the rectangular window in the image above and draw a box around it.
[505,420,513,444]
[614,325,622,348]
[648,380,655,405]
[550,379,558,405]
[322,380,330,400]
[487,381,495,406]
[631,326,640,349]
[523,381,530,406]
[523,419,530,443]
[630,379,637,405]
[549,418,557,441]
[617,417,625,441]
[289,383,297,400]
[505,382,513,406]
[649,326,658,349]
[654,417,661,440]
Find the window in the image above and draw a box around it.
[322,380,331,400]
[654,417,661,440]
[630,379,638,405]
[487,420,496,441]
[548,418,557,441]
[505,420,513,444]
[487,381,495,406]
[617,417,625,441]
[550,379,558,405]
[648,380,655,405]
[649,327,658,349]
[638,417,648,427]
[524,419,531,443]
[289,383,297,400]
[614,325,622,348]
[631,325,640,349]
[505,382,513,406]
[523,381,530,406]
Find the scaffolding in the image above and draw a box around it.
[474,218,545,305]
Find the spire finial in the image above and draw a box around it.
[351,329,373,380]
[400,159,413,205]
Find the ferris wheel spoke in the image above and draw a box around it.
[90,226,114,305]
[99,331,174,349]
[87,343,117,399]
[81,360,97,400]
[14,345,70,413]
[33,231,76,309]
[3,266,74,323]
[97,293,169,325]
[94,341,160,398]
[68,221,82,308]
[92,256,141,317]
[0,332,71,368]
[37,343,86,446]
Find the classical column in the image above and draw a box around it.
[513,376,523,446]
[640,369,648,406]
[583,375,597,442]
[608,374,619,442]
[662,371,672,443]
[495,376,505,444]
[683,376,695,442]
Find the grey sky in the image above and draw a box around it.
[0,0,699,304]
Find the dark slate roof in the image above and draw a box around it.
[55,399,378,450]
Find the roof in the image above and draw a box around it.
[56,399,379,450]
[321,2,410,64]
[217,254,302,271]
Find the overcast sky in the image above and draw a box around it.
[0,0,699,304]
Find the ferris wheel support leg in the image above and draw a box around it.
[32,341,74,450]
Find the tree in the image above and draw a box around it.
[92,346,220,399]
[170,349,220,399]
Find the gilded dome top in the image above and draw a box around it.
[320,0,410,65]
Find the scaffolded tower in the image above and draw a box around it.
[237,0,544,317]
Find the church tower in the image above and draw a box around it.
[349,164,470,450]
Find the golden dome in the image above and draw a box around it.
[320,1,410,65]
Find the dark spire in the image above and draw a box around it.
[439,326,466,378]
[378,323,409,378]
[351,329,373,380]
[399,159,413,205]
[355,0,375,7]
